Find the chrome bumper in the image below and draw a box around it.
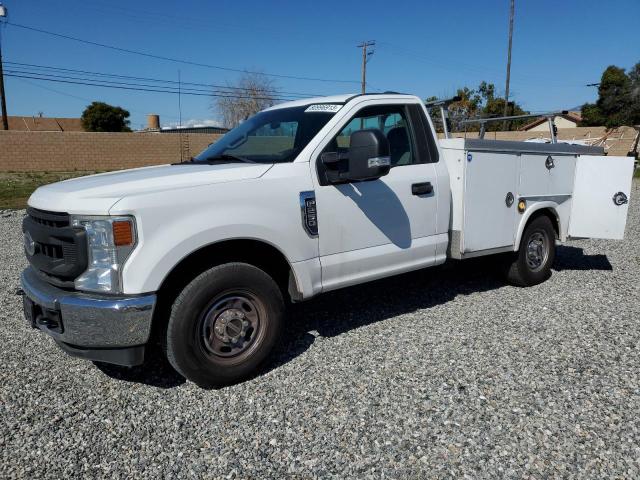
[21,267,156,365]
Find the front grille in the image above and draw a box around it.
[40,243,64,259]
[27,208,70,262]
[23,209,87,281]
[26,207,70,228]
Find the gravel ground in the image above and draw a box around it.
[1,184,639,479]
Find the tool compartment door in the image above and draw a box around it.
[568,155,634,240]
[463,151,518,252]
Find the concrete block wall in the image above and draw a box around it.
[0,131,222,172]
[1,126,636,173]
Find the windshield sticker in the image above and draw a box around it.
[305,104,342,113]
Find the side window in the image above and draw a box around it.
[328,105,416,167]
[407,104,439,163]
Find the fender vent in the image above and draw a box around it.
[300,191,318,237]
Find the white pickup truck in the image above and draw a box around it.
[21,93,634,387]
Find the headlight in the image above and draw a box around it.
[71,216,137,293]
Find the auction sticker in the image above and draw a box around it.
[305,104,342,113]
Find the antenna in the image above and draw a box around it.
[0,2,9,130]
[178,69,182,128]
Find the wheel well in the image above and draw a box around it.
[527,208,560,238]
[149,239,295,346]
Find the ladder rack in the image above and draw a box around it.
[424,96,569,144]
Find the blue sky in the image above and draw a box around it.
[1,0,639,129]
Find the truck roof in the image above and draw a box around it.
[264,93,419,111]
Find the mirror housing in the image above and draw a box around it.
[321,129,391,183]
[348,129,391,180]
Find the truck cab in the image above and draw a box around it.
[20,93,634,387]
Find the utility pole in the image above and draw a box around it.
[502,0,514,131]
[0,3,8,131]
[357,41,375,94]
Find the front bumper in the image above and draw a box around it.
[21,267,156,366]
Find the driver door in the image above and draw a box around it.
[314,102,440,291]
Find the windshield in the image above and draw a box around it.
[194,105,338,164]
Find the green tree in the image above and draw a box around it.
[443,87,482,132]
[628,62,640,124]
[81,102,132,132]
[448,87,482,121]
[432,81,528,132]
[581,63,640,128]
[580,102,605,126]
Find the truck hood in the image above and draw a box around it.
[28,162,273,214]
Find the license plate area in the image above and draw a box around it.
[23,295,64,333]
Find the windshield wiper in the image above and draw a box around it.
[202,154,256,164]
[172,157,196,165]
[173,154,256,165]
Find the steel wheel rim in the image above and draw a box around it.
[526,230,549,272]
[199,291,265,359]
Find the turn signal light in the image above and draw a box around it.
[113,220,134,246]
[517,199,527,213]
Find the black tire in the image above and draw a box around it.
[166,262,284,387]
[504,215,556,287]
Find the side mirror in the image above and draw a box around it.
[346,129,391,181]
[321,129,390,183]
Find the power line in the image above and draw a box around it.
[376,41,501,78]
[376,41,586,90]
[31,0,361,52]
[4,72,300,101]
[6,22,360,85]
[13,76,180,120]
[4,61,322,98]
[15,76,93,103]
[3,68,300,100]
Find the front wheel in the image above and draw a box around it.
[166,263,284,387]
[504,215,556,287]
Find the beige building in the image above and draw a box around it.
[520,111,582,131]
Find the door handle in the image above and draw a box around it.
[412,182,433,195]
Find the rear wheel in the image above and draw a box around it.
[166,262,284,387]
[504,215,556,287]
